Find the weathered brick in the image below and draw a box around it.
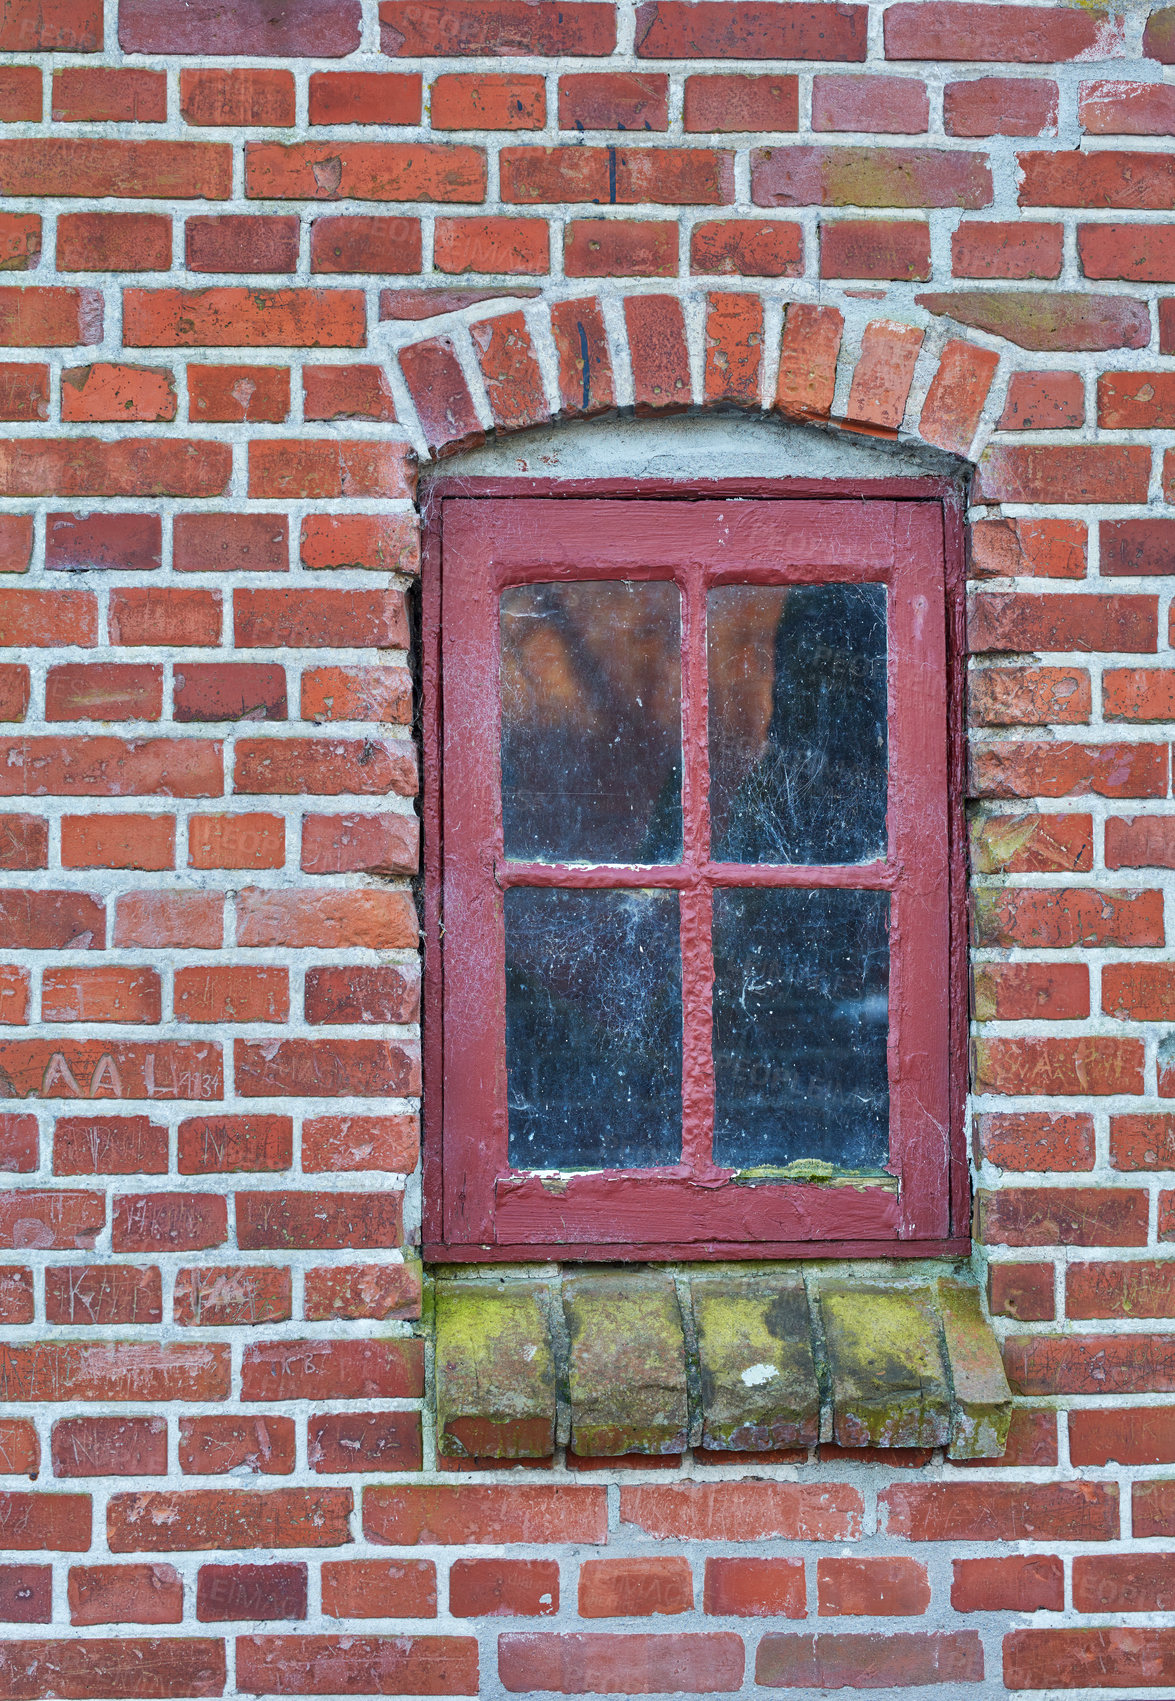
[753,146,991,208]
[120,0,361,54]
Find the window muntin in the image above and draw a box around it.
[432,493,956,1259]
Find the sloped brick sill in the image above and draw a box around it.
[429,1264,1011,1466]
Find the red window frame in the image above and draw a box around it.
[422,478,969,1262]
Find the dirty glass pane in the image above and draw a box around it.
[504,886,683,1170]
[708,583,888,865]
[500,580,682,864]
[712,887,889,1170]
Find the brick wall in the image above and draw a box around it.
[0,0,1174,1694]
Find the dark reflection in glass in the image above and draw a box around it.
[505,886,683,1169]
[712,887,889,1170]
[709,583,888,865]
[500,580,682,864]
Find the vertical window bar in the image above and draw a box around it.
[679,560,717,1175]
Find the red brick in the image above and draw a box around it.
[621,1483,861,1541]
[60,361,175,425]
[846,318,922,429]
[52,67,166,123]
[952,1557,1062,1614]
[60,814,174,872]
[757,1632,981,1689]
[1005,1628,1175,1690]
[310,214,423,275]
[196,1563,304,1625]
[956,1407,1058,1470]
[179,1417,296,1477]
[177,1114,292,1175]
[684,72,795,131]
[0,438,230,499]
[309,1412,423,1474]
[125,287,364,350]
[970,665,1090,726]
[0,1564,50,1624]
[702,1558,804,1619]
[884,3,1122,60]
[921,287,1149,351]
[1067,1261,1175,1319]
[235,1036,418,1101]
[952,219,1062,279]
[812,73,928,132]
[945,77,1057,136]
[821,218,929,280]
[248,439,413,500]
[304,968,420,1031]
[1100,378,1175,431]
[565,218,676,277]
[626,294,691,412]
[976,1111,1094,1171]
[776,301,843,417]
[0,1494,89,1551]
[1020,148,1175,208]
[304,1263,422,1322]
[548,296,614,417]
[236,1188,406,1249]
[186,215,299,275]
[242,1338,421,1403]
[989,1263,1055,1322]
[634,1,863,58]
[1073,1556,1175,1613]
[0,667,28,722]
[578,1558,692,1618]
[561,71,668,129]
[174,663,287,724]
[0,362,47,423]
[973,961,1089,1021]
[1070,1407,1175,1466]
[0,889,103,950]
[881,1480,1117,1541]
[1,589,97,653]
[1000,370,1084,430]
[300,513,418,572]
[174,514,288,576]
[502,1632,741,1694]
[0,813,44,871]
[399,334,483,454]
[180,68,295,127]
[188,814,285,871]
[817,1558,929,1617]
[188,366,291,425]
[46,512,162,572]
[44,1265,161,1327]
[973,1037,1144,1097]
[0,67,42,123]
[237,888,414,951]
[437,216,548,274]
[449,1558,556,1618]
[383,0,614,52]
[113,1192,227,1253]
[1135,1482,1175,1538]
[57,211,170,273]
[302,1108,417,1174]
[0,1639,224,1696]
[702,291,762,406]
[69,1564,182,1627]
[175,966,288,1025]
[174,1266,291,1328]
[300,667,411,726]
[53,1114,167,1173]
[752,145,991,208]
[1105,961,1175,1019]
[303,364,397,423]
[469,310,545,430]
[52,1418,166,1480]
[1005,1333,1175,1396]
[239,1635,478,1696]
[0,964,28,1025]
[1147,7,1175,61]
[0,139,229,199]
[309,71,420,125]
[246,141,486,203]
[0,1418,37,1474]
[1112,1112,1175,1168]
[917,337,998,455]
[0,1038,220,1098]
[502,145,732,205]
[108,1489,353,1553]
[124,0,356,48]
[236,586,408,651]
[979,1186,1148,1247]
[1082,223,1175,281]
[0,1113,36,1172]
[1081,80,1175,135]
[690,218,802,277]
[365,1484,606,1546]
[114,891,224,949]
[0,287,102,348]
[322,1559,436,1620]
[432,72,544,129]
[234,737,415,797]
[971,741,1168,799]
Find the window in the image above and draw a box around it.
[423,484,966,1261]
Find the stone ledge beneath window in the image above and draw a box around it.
[430,1264,1012,1465]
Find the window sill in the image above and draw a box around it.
[430,1263,1012,1465]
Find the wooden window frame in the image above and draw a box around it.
[421,476,969,1263]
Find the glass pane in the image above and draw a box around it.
[500,580,682,864]
[505,886,683,1170]
[712,887,889,1171]
[708,583,887,865]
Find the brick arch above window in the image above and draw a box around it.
[381,287,1012,471]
